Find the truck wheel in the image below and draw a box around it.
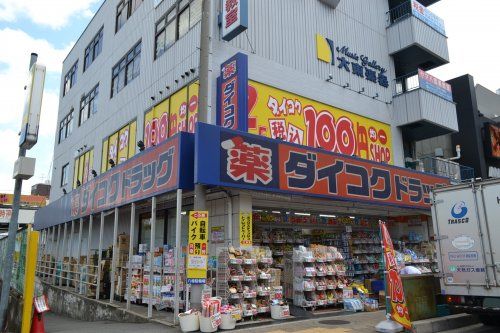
[479,315,500,326]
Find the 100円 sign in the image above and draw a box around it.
[187,211,209,284]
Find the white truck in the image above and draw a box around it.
[431,178,500,325]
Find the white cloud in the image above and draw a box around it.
[429,0,500,92]
[0,0,101,30]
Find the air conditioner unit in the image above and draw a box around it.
[319,0,341,9]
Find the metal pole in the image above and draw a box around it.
[96,212,104,300]
[76,218,83,292]
[85,215,93,295]
[54,224,61,285]
[147,197,156,318]
[60,222,68,287]
[174,189,182,324]
[126,203,135,310]
[0,53,38,328]
[48,226,54,282]
[110,207,119,303]
[68,220,75,286]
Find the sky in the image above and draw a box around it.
[0,0,499,195]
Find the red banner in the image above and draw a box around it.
[380,221,412,329]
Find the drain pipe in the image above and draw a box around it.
[448,145,461,161]
[221,189,233,246]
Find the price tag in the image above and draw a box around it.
[210,313,221,328]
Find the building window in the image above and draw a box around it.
[116,0,144,32]
[79,84,99,125]
[84,27,104,71]
[101,120,137,173]
[58,110,74,143]
[61,163,69,187]
[111,41,141,97]
[73,149,94,189]
[63,61,78,96]
[154,0,202,59]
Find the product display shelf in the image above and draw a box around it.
[256,257,273,314]
[161,247,185,309]
[348,231,382,278]
[292,249,317,308]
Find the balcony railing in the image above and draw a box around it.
[407,156,475,183]
[394,71,420,96]
[388,0,446,36]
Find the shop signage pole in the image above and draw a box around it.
[76,218,83,292]
[60,222,67,287]
[68,220,75,286]
[96,212,104,300]
[148,197,157,319]
[110,207,119,303]
[126,203,135,310]
[174,189,182,324]
[86,215,93,295]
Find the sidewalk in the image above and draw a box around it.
[44,310,387,333]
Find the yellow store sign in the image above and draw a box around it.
[248,81,393,164]
[239,212,252,247]
[187,211,209,284]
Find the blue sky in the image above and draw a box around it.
[0,0,104,193]
[0,0,499,195]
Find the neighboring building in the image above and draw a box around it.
[415,75,500,180]
[31,183,51,198]
[35,0,460,320]
[0,193,47,232]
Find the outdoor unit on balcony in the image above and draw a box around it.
[319,0,341,9]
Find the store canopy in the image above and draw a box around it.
[34,133,194,230]
[195,123,450,211]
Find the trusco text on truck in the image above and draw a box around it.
[431,178,500,325]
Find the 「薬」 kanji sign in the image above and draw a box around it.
[187,210,209,284]
[195,123,450,210]
[239,212,252,247]
[380,221,412,329]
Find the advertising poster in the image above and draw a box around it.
[187,211,209,284]
[248,81,393,164]
[188,81,199,133]
[380,221,412,329]
[239,212,252,246]
[411,0,446,35]
[169,87,188,137]
[487,124,500,159]
[417,69,453,102]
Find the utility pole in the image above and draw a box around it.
[191,0,213,310]
[0,53,40,329]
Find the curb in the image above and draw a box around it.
[411,313,479,333]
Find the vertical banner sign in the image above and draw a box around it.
[239,212,252,246]
[221,0,248,41]
[217,53,248,131]
[187,211,209,284]
[380,221,412,329]
[20,63,46,149]
[417,69,453,102]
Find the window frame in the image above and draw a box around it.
[63,61,78,96]
[58,109,74,143]
[83,27,104,72]
[60,163,69,187]
[115,0,144,33]
[79,84,99,126]
[111,40,141,98]
[154,0,202,60]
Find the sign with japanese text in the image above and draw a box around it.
[34,133,195,230]
[0,208,12,223]
[411,0,446,35]
[248,81,393,164]
[211,226,225,243]
[239,212,252,246]
[187,211,209,284]
[418,69,453,102]
[0,194,46,207]
[380,221,412,329]
[217,53,248,131]
[196,123,450,210]
[144,82,199,149]
[316,34,389,89]
[221,0,248,41]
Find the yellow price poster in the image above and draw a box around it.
[187,211,209,284]
[247,81,394,164]
[239,212,252,247]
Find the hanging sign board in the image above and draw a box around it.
[20,63,46,149]
[221,0,248,41]
[239,212,252,246]
[187,211,209,284]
